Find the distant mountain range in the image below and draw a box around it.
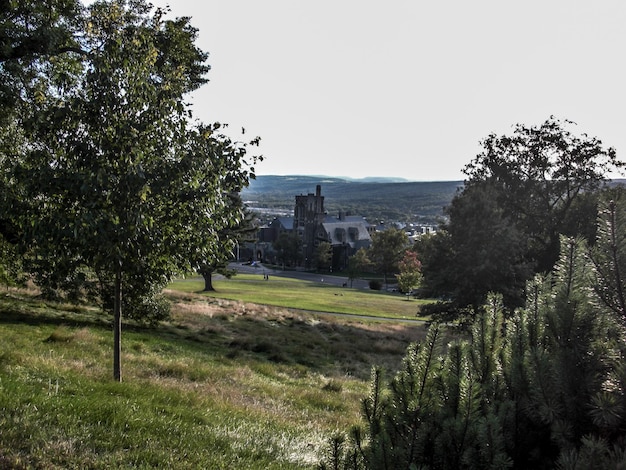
[241,175,626,226]
[241,175,464,224]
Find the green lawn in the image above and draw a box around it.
[0,287,432,468]
[168,274,431,320]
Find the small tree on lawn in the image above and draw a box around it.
[396,250,422,299]
[7,1,260,381]
[368,227,408,288]
[315,241,333,273]
[346,247,371,288]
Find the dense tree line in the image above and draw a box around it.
[0,0,260,380]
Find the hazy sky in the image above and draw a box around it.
[148,1,626,181]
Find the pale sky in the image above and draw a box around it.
[148,1,626,181]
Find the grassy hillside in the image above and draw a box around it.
[170,274,431,320]
[241,175,464,224]
[0,281,436,468]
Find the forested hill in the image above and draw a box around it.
[240,175,464,224]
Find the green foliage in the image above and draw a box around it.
[273,231,303,267]
[427,117,623,314]
[322,236,626,469]
[0,0,83,116]
[368,228,409,287]
[1,0,260,380]
[346,247,371,287]
[0,235,24,288]
[314,241,333,272]
[396,250,422,295]
[438,183,533,311]
[589,186,626,321]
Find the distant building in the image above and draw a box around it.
[320,212,372,270]
[294,185,326,265]
[250,185,372,270]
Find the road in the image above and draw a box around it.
[229,262,372,289]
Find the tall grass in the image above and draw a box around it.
[0,288,431,468]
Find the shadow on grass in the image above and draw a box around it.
[0,290,436,382]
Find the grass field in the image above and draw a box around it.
[0,282,438,468]
[169,273,430,320]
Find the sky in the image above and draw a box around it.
[146,1,626,181]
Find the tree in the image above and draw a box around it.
[272,231,302,268]
[321,237,626,469]
[425,117,623,314]
[395,250,422,298]
[440,183,533,313]
[314,241,333,272]
[589,186,626,322]
[463,116,622,273]
[368,227,408,288]
[346,247,371,288]
[199,192,258,292]
[5,1,259,381]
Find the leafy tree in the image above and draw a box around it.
[346,247,371,288]
[0,0,84,115]
[5,1,259,381]
[439,183,533,313]
[272,231,302,267]
[367,227,408,288]
[314,241,333,272]
[463,116,622,272]
[426,117,623,314]
[395,250,421,297]
[199,192,258,292]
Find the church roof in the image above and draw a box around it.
[321,220,371,248]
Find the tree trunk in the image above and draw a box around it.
[202,270,214,291]
[113,267,122,382]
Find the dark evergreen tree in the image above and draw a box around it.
[320,237,626,469]
[589,186,626,321]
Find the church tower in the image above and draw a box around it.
[294,185,325,266]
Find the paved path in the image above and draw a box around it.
[229,262,371,289]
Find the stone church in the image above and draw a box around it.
[256,185,372,270]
